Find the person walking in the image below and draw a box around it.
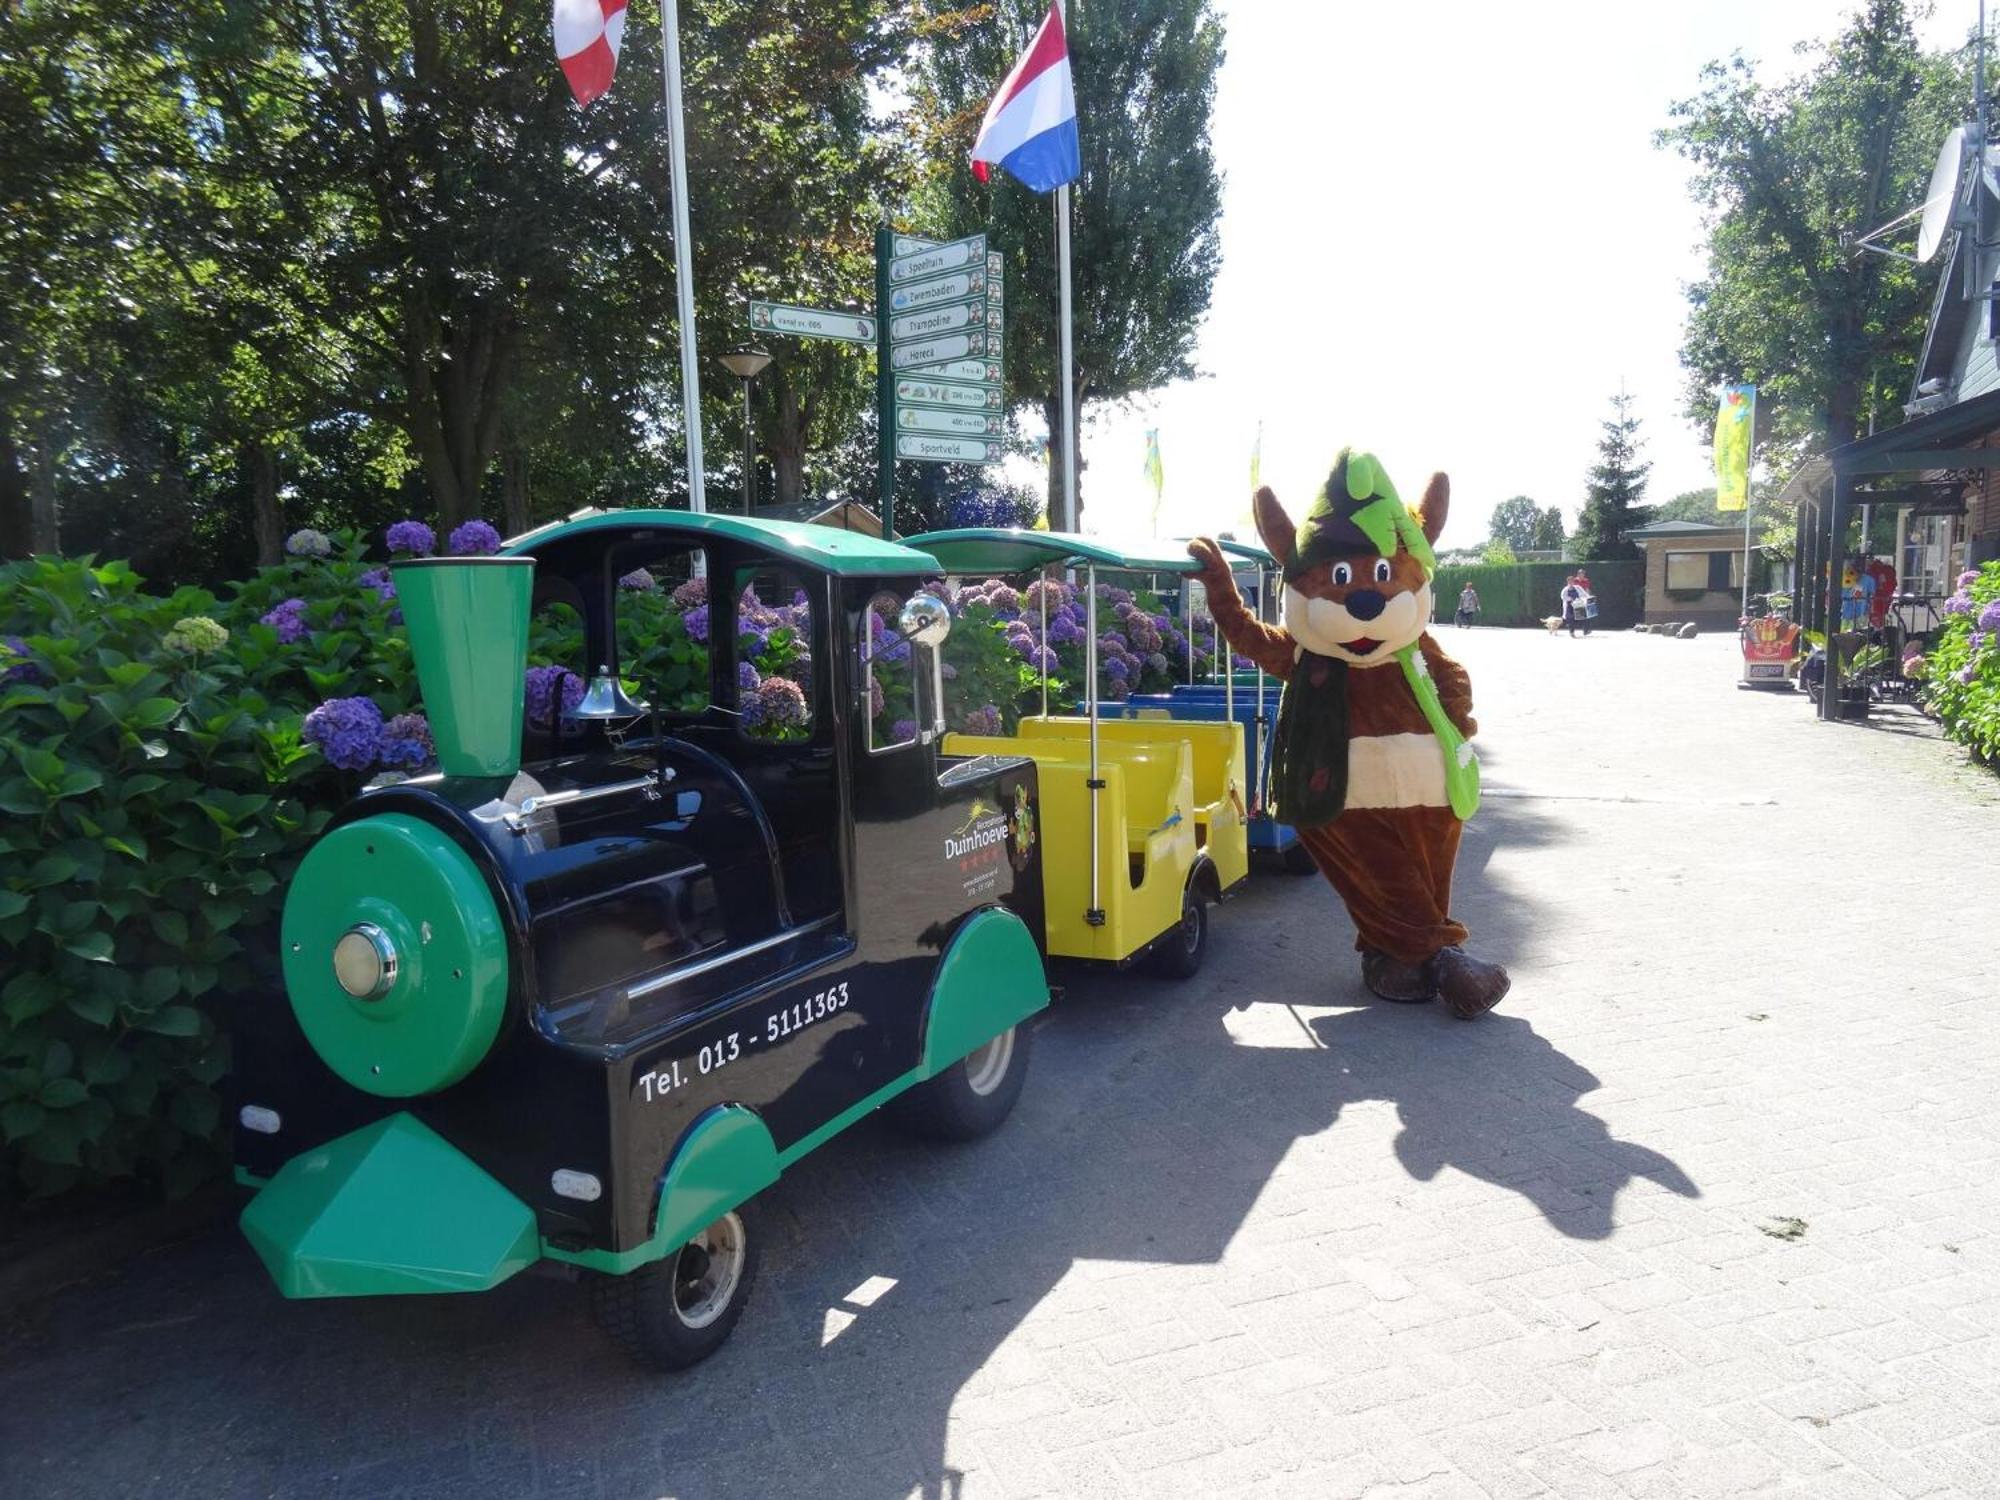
[1560,574,1589,637]
[1455,583,1481,629]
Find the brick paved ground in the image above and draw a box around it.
[5,626,1999,1500]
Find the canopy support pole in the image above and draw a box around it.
[1085,563,1102,927]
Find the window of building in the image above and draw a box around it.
[1664,550,1740,592]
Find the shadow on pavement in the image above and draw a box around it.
[0,789,1695,1500]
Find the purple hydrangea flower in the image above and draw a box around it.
[891,718,919,743]
[1233,654,1254,671]
[683,604,710,644]
[1958,570,1982,590]
[869,676,885,718]
[358,568,396,603]
[1104,657,1131,682]
[1972,631,1989,652]
[1958,664,1979,684]
[302,696,384,772]
[753,676,808,729]
[940,662,958,680]
[523,665,585,729]
[1034,647,1060,673]
[1,635,48,686]
[385,520,435,556]
[619,568,657,591]
[1146,652,1169,674]
[261,597,309,644]
[447,519,503,556]
[737,660,762,694]
[1978,601,2000,634]
[671,577,708,609]
[963,704,1004,736]
[378,712,435,769]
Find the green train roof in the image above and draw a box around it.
[902,527,1203,576]
[505,509,942,577]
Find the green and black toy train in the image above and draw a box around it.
[233,512,1049,1370]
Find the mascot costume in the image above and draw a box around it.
[1189,449,1509,1019]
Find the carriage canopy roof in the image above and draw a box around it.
[505,510,942,578]
[901,527,1204,576]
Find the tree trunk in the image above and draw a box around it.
[0,419,31,560]
[30,424,59,556]
[246,440,283,567]
[405,296,516,530]
[500,437,530,539]
[770,372,806,511]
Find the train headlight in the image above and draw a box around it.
[332,923,399,1001]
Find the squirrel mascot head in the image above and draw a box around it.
[1254,449,1450,668]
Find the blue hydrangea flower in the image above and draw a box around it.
[261,597,309,644]
[737,660,762,694]
[303,696,384,771]
[2,635,48,686]
[892,718,919,743]
[378,712,435,769]
[1104,657,1131,682]
[1979,601,2000,634]
[448,519,503,556]
[523,665,585,729]
[619,568,657,591]
[683,604,710,644]
[385,520,435,556]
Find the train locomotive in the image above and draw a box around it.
[234,512,1050,1370]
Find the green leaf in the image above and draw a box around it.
[0,778,46,816]
[55,768,104,798]
[0,890,26,919]
[63,931,115,963]
[40,1078,87,1109]
[121,774,168,798]
[203,900,243,933]
[65,988,116,1026]
[103,835,147,860]
[2,973,61,1024]
[150,910,189,946]
[138,1005,202,1038]
[26,852,80,887]
[138,966,180,1008]
[1,1100,45,1143]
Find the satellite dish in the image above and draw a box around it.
[1917,125,1967,262]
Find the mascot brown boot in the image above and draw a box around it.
[1189,449,1509,1021]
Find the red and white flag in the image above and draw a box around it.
[554,0,628,108]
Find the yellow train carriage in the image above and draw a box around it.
[905,530,1250,977]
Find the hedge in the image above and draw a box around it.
[1433,560,1643,629]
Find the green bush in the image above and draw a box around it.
[0,558,328,1198]
[1924,564,2000,764]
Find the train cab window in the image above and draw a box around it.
[733,568,815,741]
[862,590,920,752]
[614,545,712,715]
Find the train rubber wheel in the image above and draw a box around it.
[887,1022,1033,1142]
[1149,886,1210,980]
[592,1206,760,1372]
[1281,841,1318,876]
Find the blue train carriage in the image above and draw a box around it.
[901,528,1250,978]
[233,513,1051,1371]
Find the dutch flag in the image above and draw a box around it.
[970,5,1081,194]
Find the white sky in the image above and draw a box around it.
[1064,0,1975,546]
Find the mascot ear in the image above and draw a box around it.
[1252,486,1296,569]
[1417,472,1450,546]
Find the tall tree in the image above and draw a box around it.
[1573,391,1653,562]
[1660,0,1968,480]
[1486,495,1541,552]
[909,0,1224,510]
[1532,505,1567,552]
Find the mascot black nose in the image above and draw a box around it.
[1344,588,1386,621]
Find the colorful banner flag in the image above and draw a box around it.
[1143,428,1165,534]
[969,5,1081,192]
[554,0,628,107]
[1714,384,1755,512]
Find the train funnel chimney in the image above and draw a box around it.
[390,557,536,778]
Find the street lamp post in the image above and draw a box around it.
[719,348,773,514]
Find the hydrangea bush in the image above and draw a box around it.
[1925,563,2000,763]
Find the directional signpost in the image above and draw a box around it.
[748,301,875,344]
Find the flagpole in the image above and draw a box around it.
[659,0,706,513]
[1057,181,1077,532]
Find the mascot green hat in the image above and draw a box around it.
[1286,448,1437,583]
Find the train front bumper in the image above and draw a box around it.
[240,1112,540,1298]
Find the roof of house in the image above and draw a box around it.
[1624,520,1746,539]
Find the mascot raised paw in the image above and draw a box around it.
[1188,449,1510,1019]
